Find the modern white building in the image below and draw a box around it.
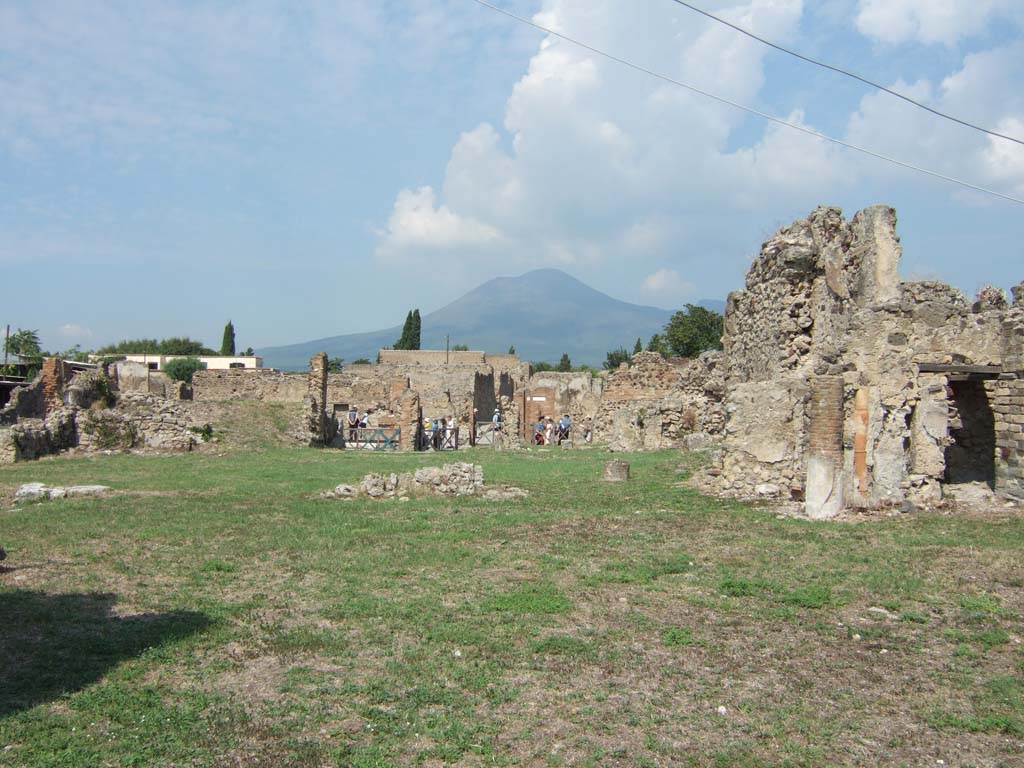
[121,354,263,371]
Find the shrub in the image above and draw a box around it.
[164,357,207,384]
[188,423,214,442]
[81,411,137,451]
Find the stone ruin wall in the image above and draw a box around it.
[523,372,605,440]
[1,362,203,464]
[701,203,1022,512]
[594,352,725,451]
[193,368,307,402]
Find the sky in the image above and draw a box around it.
[2,0,1023,353]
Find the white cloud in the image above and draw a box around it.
[375,0,831,288]
[641,269,696,303]
[57,323,93,340]
[843,43,1024,200]
[377,186,503,256]
[855,0,1023,45]
[982,119,1024,197]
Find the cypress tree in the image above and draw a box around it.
[221,321,236,356]
[557,353,572,372]
[633,337,643,355]
[411,309,421,350]
[395,311,413,350]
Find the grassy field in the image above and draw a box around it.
[1,433,1023,767]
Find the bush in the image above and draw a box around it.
[164,357,207,384]
[81,411,137,451]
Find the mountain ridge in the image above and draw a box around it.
[258,269,724,370]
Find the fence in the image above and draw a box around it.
[418,426,460,452]
[341,427,401,451]
[475,421,509,449]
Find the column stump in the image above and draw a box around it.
[604,460,630,482]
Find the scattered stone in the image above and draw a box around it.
[321,463,526,501]
[866,606,898,621]
[482,487,529,501]
[755,483,781,497]
[15,483,110,501]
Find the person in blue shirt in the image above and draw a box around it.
[557,414,571,444]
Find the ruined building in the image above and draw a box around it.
[699,205,1024,514]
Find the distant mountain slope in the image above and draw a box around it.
[258,269,722,370]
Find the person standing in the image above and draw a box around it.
[347,407,359,445]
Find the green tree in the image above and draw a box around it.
[327,357,344,372]
[394,311,413,350]
[664,305,724,358]
[159,337,216,355]
[532,361,555,372]
[557,353,572,372]
[603,347,630,370]
[633,337,643,355]
[220,321,236,356]
[410,309,421,350]
[451,343,469,352]
[242,347,254,356]
[164,357,207,384]
[646,333,669,357]
[352,358,372,365]
[96,338,161,354]
[3,328,42,376]
[4,328,42,361]
[508,345,516,355]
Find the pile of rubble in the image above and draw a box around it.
[321,462,528,501]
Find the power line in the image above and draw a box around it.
[665,0,1024,147]
[470,0,1024,206]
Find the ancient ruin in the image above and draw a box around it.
[3,204,1020,519]
[697,204,1024,514]
[0,358,204,463]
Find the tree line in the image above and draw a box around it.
[1,321,252,379]
[529,304,724,372]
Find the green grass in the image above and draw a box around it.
[2,439,1023,766]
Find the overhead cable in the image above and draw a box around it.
[665,0,1024,147]
[470,0,1024,206]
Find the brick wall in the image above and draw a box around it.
[993,377,1024,500]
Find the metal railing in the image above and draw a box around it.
[341,427,401,451]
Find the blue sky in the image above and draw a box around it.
[3,0,1023,353]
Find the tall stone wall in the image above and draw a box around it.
[702,204,1021,513]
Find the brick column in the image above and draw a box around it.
[993,377,1024,500]
[805,376,845,518]
[41,358,70,413]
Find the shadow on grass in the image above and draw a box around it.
[0,590,210,717]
